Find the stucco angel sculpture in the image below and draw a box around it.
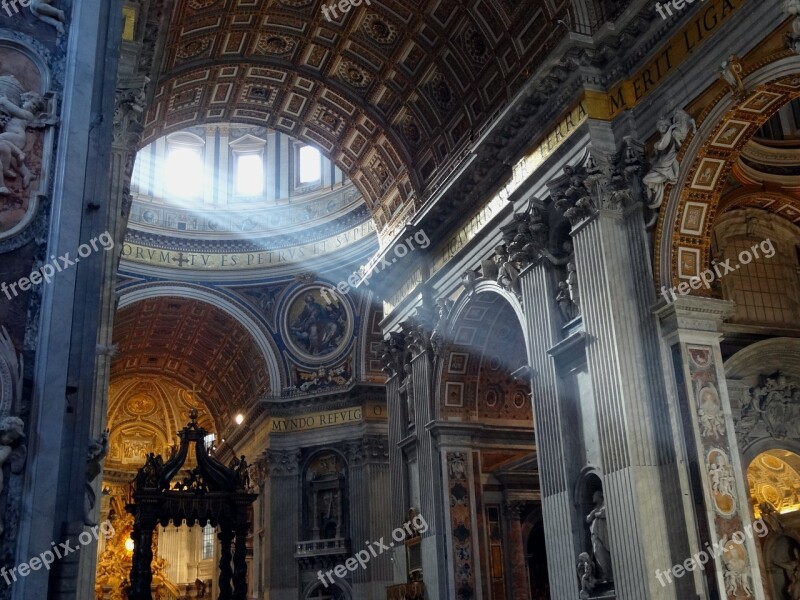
[643,109,696,210]
[0,87,55,196]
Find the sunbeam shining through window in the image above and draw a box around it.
[166,146,204,199]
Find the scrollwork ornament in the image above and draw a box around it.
[266,448,302,476]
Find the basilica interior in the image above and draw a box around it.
[1,0,800,599]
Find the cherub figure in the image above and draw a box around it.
[0,416,26,535]
[30,0,67,34]
[577,552,597,599]
[0,91,53,195]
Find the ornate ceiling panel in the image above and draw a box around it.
[143,0,570,234]
[111,296,271,420]
[106,376,217,476]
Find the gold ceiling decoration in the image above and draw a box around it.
[111,296,270,422]
[748,450,800,517]
[107,376,218,478]
[95,495,178,600]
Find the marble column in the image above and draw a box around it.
[346,435,392,598]
[12,1,127,599]
[557,151,693,598]
[384,334,410,581]
[409,331,448,598]
[267,449,301,599]
[518,263,581,597]
[503,501,531,600]
[656,297,765,599]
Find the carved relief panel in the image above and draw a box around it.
[0,41,58,242]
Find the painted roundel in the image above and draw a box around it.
[125,394,157,417]
[282,288,353,363]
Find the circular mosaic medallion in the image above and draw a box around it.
[281,287,353,363]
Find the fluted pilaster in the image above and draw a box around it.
[519,263,580,598]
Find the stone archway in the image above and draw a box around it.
[655,54,800,290]
[435,286,537,600]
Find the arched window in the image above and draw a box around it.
[298,145,322,184]
[202,523,215,559]
[306,583,346,599]
[230,133,267,197]
[712,209,800,326]
[165,132,205,200]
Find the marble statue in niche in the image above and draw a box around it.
[586,490,613,583]
[643,109,696,209]
[555,278,579,322]
[305,453,346,541]
[30,0,67,34]
[566,261,579,309]
[84,429,109,526]
[399,362,415,425]
[0,416,25,536]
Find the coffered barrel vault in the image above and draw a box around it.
[142,0,574,236]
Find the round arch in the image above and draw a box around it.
[434,283,531,422]
[725,338,800,464]
[118,282,284,394]
[655,53,800,289]
[446,281,529,351]
[300,578,352,600]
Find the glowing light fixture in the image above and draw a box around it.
[125,538,135,553]
[235,413,244,425]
